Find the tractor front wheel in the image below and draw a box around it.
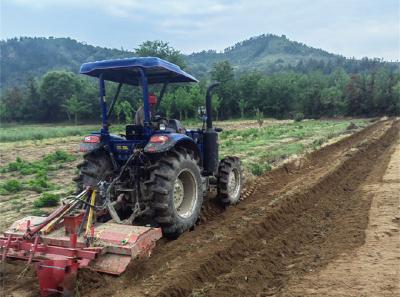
[146,148,203,239]
[217,156,243,205]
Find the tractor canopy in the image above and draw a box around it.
[80,57,198,85]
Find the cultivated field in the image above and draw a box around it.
[0,118,366,232]
[1,117,399,297]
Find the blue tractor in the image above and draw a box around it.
[75,57,243,238]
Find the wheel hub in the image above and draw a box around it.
[173,179,184,209]
[228,169,240,198]
[172,169,198,218]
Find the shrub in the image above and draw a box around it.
[293,112,304,122]
[27,176,55,193]
[255,108,264,128]
[43,150,75,163]
[0,179,23,193]
[33,193,60,208]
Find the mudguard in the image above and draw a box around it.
[144,133,200,159]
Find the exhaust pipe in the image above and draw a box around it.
[203,82,220,175]
[205,82,220,129]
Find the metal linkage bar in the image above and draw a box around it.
[0,237,101,260]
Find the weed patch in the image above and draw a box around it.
[0,180,23,193]
[250,163,272,176]
[33,193,60,208]
[0,150,74,193]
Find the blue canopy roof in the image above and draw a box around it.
[80,57,198,85]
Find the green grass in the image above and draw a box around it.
[219,119,368,174]
[0,123,140,143]
[0,124,100,142]
[0,150,75,194]
[1,150,75,175]
[0,179,23,194]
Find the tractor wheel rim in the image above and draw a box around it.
[173,169,198,218]
[228,168,240,198]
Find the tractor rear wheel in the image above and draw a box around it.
[217,156,243,205]
[74,148,113,193]
[146,148,203,239]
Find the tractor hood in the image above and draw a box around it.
[80,57,198,85]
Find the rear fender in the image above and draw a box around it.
[144,133,201,161]
[79,134,102,153]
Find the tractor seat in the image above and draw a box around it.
[167,119,186,134]
[126,124,145,140]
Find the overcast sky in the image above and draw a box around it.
[1,0,399,60]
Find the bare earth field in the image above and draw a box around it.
[1,119,399,297]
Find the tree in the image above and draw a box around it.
[23,77,41,121]
[115,100,135,123]
[238,99,247,118]
[320,86,344,116]
[39,71,82,121]
[62,95,90,124]
[160,93,175,118]
[0,87,25,121]
[174,88,192,120]
[237,71,262,115]
[211,94,221,121]
[210,61,236,118]
[391,81,400,115]
[135,40,186,68]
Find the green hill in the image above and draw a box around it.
[187,34,336,71]
[1,35,397,89]
[0,37,131,88]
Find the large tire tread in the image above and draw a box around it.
[147,148,203,239]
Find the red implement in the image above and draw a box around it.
[1,216,162,296]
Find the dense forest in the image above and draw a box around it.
[0,36,399,123]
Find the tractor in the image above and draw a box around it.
[0,57,244,295]
[75,57,243,238]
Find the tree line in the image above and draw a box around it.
[1,41,399,124]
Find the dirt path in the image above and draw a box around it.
[1,120,398,297]
[278,135,400,297]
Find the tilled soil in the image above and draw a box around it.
[1,119,399,297]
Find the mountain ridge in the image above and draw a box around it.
[1,34,397,89]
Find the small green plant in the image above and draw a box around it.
[27,176,55,193]
[312,137,327,149]
[1,150,75,175]
[0,179,23,193]
[250,163,271,176]
[33,193,60,208]
[255,108,264,128]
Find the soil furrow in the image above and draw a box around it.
[78,120,397,297]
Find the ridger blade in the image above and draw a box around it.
[1,216,162,296]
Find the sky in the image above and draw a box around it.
[1,0,399,60]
